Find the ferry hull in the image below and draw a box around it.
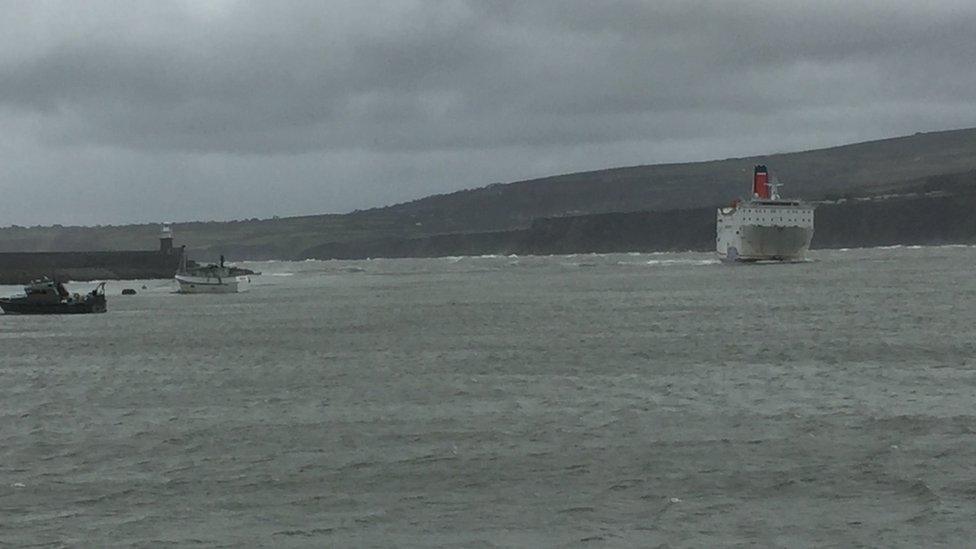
[729,225,814,262]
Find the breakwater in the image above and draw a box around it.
[0,250,182,284]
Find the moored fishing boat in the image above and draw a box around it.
[0,278,106,314]
[175,254,251,294]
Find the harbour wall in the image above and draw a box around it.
[0,250,182,284]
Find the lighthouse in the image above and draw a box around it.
[159,223,174,254]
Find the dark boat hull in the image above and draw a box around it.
[0,298,106,315]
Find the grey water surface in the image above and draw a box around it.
[2,246,976,547]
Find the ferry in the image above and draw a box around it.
[716,165,815,262]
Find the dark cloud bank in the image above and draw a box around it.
[1,0,975,225]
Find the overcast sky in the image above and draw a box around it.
[1,0,975,226]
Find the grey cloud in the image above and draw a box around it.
[0,0,975,224]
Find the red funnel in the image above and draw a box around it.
[753,165,770,199]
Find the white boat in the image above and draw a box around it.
[716,165,815,262]
[175,254,251,294]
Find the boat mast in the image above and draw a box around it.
[177,246,188,275]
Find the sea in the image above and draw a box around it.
[2,245,975,547]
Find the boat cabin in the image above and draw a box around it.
[23,279,70,304]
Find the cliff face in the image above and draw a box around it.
[811,195,976,248]
[518,209,715,255]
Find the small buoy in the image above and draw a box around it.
[121,289,137,295]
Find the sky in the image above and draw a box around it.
[2,0,976,226]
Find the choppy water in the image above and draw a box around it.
[2,246,976,547]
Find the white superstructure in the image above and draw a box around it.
[175,271,249,294]
[716,165,815,262]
